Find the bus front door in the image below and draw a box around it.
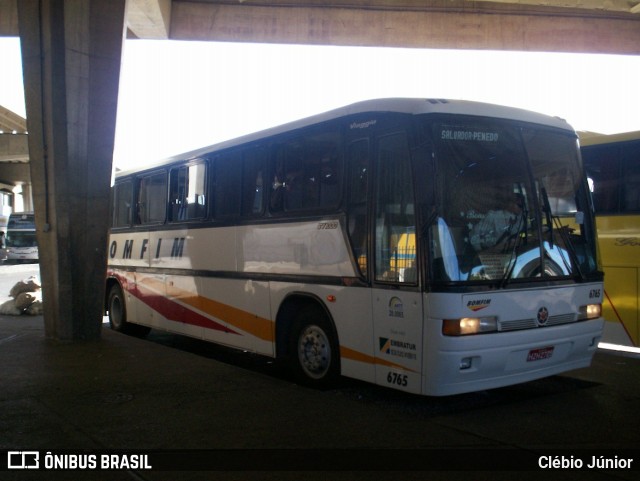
[372,288,423,394]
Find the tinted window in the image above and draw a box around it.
[270,129,342,212]
[583,140,640,214]
[241,147,267,217]
[621,141,640,213]
[347,139,369,276]
[213,152,241,219]
[169,162,207,222]
[583,144,621,214]
[112,181,133,228]
[374,132,416,283]
[136,172,167,224]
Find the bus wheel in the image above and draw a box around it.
[107,285,149,337]
[289,306,339,388]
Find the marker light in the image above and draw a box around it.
[442,316,498,336]
[578,303,602,321]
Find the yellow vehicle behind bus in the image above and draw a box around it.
[581,131,640,346]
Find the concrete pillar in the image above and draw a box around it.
[19,183,34,212]
[17,0,126,340]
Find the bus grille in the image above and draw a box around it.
[499,313,578,332]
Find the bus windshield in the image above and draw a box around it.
[429,119,598,285]
[6,231,38,248]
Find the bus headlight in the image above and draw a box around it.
[578,303,601,320]
[442,316,498,336]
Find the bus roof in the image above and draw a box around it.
[579,130,640,147]
[116,98,575,178]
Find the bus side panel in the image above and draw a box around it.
[596,215,640,346]
[132,271,166,330]
[164,274,205,340]
[269,282,376,385]
[237,221,356,277]
[108,232,150,268]
[144,226,273,352]
[602,267,638,346]
[160,226,237,272]
[198,277,273,355]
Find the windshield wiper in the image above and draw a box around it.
[540,187,553,249]
[539,186,584,280]
[551,215,585,281]
[500,210,526,288]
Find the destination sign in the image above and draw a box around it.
[440,129,499,142]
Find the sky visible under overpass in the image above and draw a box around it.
[2,36,639,172]
[1,0,639,171]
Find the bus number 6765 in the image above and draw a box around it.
[387,372,408,387]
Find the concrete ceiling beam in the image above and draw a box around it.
[1,1,639,54]
[0,106,27,133]
[168,1,640,54]
[127,0,172,39]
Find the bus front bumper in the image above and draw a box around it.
[423,318,604,396]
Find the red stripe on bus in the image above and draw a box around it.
[129,283,241,335]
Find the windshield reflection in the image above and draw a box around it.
[428,120,597,285]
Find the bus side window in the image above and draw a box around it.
[583,146,620,214]
[112,180,133,228]
[136,172,167,225]
[347,139,369,276]
[271,128,342,213]
[241,146,266,216]
[213,152,241,219]
[169,162,207,222]
[270,149,285,213]
[621,141,640,212]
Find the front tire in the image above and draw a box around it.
[289,306,339,388]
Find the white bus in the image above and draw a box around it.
[106,98,604,396]
[4,212,38,263]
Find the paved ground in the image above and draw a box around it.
[0,265,639,480]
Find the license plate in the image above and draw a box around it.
[527,346,554,362]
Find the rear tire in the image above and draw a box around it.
[107,284,150,337]
[289,305,339,388]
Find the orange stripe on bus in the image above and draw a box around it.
[165,283,274,342]
[340,346,417,373]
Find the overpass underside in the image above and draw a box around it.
[3,1,640,54]
[0,0,638,341]
[163,1,640,54]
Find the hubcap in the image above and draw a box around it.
[297,325,331,379]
